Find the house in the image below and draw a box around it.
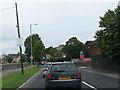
[85,41,100,56]
[12,56,20,63]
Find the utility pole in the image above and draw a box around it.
[15,3,24,74]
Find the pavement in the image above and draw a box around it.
[79,66,119,79]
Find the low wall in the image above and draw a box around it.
[1,63,30,70]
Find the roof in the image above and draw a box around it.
[85,41,96,45]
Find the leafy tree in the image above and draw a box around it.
[7,56,13,63]
[94,6,120,59]
[62,37,86,59]
[45,46,64,60]
[45,46,57,56]
[24,34,45,63]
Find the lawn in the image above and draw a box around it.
[2,65,41,89]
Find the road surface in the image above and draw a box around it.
[19,67,119,90]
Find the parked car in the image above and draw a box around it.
[45,61,81,89]
[42,62,52,78]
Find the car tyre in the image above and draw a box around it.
[43,75,45,78]
[45,87,51,90]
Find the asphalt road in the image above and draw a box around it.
[80,68,119,89]
[20,67,119,90]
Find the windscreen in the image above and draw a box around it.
[50,63,77,72]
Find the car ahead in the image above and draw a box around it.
[45,61,81,89]
[42,62,52,78]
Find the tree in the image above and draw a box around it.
[45,46,64,61]
[7,56,13,63]
[24,34,45,63]
[45,46,57,56]
[62,37,86,59]
[94,6,120,59]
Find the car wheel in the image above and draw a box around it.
[76,86,81,90]
[43,75,45,78]
[45,87,51,90]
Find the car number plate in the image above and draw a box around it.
[58,77,70,80]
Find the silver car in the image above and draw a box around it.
[42,62,52,78]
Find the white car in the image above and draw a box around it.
[42,62,52,78]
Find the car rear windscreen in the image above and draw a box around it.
[50,63,77,72]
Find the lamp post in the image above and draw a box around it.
[30,24,38,65]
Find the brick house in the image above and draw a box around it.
[85,41,100,56]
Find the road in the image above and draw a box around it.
[20,67,119,90]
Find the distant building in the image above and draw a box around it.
[1,54,25,64]
[1,54,8,64]
[85,41,100,56]
[55,45,64,51]
[12,56,20,63]
[45,54,51,60]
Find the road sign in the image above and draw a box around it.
[30,55,33,60]
[16,38,23,46]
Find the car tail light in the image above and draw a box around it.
[77,71,81,79]
[46,74,52,80]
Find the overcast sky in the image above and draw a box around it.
[0,0,119,55]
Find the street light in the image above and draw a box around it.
[30,24,38,65]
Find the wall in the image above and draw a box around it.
[1,63,30,70]
[91,55,119,71]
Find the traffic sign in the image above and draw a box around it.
[30,55,33,60]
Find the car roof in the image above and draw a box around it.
[51,61,74,64]
[46,62,53,64]
[45,61,74,65]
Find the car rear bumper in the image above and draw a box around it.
[45,79,81,88]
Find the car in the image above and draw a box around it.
[45,61,81,89]
[42,62,52,78]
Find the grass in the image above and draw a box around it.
[0,77,2,90]
[2,65,41,89]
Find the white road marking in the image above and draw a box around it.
[82,81,97,90]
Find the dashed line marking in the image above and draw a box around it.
[82,81,97,90]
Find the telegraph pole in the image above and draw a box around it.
[15,3,24,74]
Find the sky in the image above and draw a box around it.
[0,0,120,55]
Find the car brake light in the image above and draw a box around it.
[46,74,52,80]
[77,71,81,79]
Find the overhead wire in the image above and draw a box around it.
[0,7,15,11]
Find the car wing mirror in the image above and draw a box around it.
[45,68,48,71]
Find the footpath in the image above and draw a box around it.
[80,66,119,79]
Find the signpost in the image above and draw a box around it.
[15,3,24,74]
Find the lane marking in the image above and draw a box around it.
[82,81,97,90]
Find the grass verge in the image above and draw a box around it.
[2,65,41,90]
